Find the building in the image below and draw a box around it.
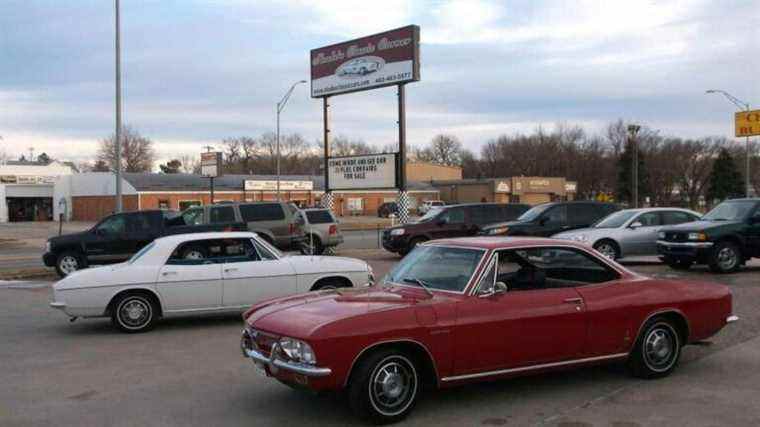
[432,177,577,205]
[405,162,462,181]
[0,160,78,222]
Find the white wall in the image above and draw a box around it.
[53,173,137,221]
[0,185,6,223]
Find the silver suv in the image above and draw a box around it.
[180,202,305,250]
[299,208,344,255]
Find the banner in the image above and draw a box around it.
[328,153,397,190]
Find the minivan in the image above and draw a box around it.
[480,201,618,237]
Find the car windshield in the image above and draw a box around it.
[702,201,756,221]
[417,206,444,222]
[517,204,552,221]
[593,210,638,228]
[383,245,484,292]
[128,242,155,264]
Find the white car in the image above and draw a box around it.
[418,200,445,215]
[50,232,373,333]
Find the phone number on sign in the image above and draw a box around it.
[374,72,412,84]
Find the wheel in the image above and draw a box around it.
[593,240,620,260]
[708,241,741,273]
[664,257,692,270]
[182,246,207,260]
[55,251,83,277]
[348,349,421,424]
[312,278,345,291]
[111,293,158,333]
[300,235,324,255]
[628,317,681,379]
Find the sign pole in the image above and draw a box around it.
[323,97,331,209]
[397,84,409,223]
[210,177,215,204]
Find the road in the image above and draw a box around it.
[1,254,759,426]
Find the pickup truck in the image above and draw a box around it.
[657,198,760,273]
[43,210,246,277]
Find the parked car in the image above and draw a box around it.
[240,236,736,423]
[43,210,246,277]
[299,208,344,255]
[338,57,382,76]
[553,207,701,259]
[377,202,398,218]
[181,202,305,251]
[382,203,530,256]
[657,198,760,273]
[481,201,618,237]
[49,232,373,333]
[418,200,445,215]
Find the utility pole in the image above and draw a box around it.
[627,124,641,208]
[276,80,307,200]
[706,90,752,198]
[114,0,123,212]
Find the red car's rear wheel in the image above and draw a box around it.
[628,317,681,379]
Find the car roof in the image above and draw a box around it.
[154,231,258,246]
[426,236,589,250]
[617,207,698,213]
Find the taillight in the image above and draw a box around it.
[329,225,337,235]
[224,226,232,232]
[289,223,296,234]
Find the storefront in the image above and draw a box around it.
[0,160,77,222]
[432,177,577,206]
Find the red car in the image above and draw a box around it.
[241,237,737,424]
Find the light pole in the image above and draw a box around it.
[276,80,307,200]
[114,0,123,212]
[706,89,752,198]
[627,124,641,208]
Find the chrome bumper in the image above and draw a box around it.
[241,332,331,378]
[656,240,714,248]
[727,315,739,324]
[50,301,66,310]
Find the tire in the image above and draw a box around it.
[708,241,741,273]
[300,235,324,255]
[628,317,681,379]
[110,292,158,333]
[312,278,346,291]
[593,240,620,260]
[55,251,83,277]
[348,349,421,424]
[664,257,692,271]
[181,246,207,260]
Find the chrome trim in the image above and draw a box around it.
[243,342,332,377]
[726,315,739,323]
[656,240,714,248]
[344,339,440,387]
[440,353,628,382]
[50,301,66,309]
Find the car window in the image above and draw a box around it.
[239,204,285,222]
[128,242,155,264]
[182,207,204,225]
[252,237,280,260]
[661,211,696,225]
[167,238,258,265]
[634,212,661,226]
[441,207,465,224]
[304,210,334,224]
[475,258,497,294]
[209,206,236,223]
[495,247,618,291]
[543,205,567,224]
[96,214,127,234]
[384,245,485,292]
[129,213,154,232]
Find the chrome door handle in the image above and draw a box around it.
[224,267,238,273]
[162,271,177,276]
[563,297,583,304]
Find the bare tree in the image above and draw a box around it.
[179,154,200,174]
[418,134,463,166]
[96,126,156,172]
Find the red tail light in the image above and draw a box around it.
[329,225,337,235]
[224,226,232,232]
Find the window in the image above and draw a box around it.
[543,205,567,224]
[305,210,334,224]
[494,247,618,291]
[158,200,170,210]
[441,207,465,224]
[167,238,258,265]
[96,214,127,234]
[252,237,280,260]
[633,212,661,227]
[471,205,502,225]
[383,245,484,292]
[239,203,285,222]
[181,207,204,225]
[568,204,597,224]
[128,242,155,264]
[179,200,201,211]
[661,211,697,225]
[209,206,236,223]
[347,198,363,212]
[129,213,154,232]
[476,259,497,294]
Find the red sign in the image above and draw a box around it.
[310,25,420,98]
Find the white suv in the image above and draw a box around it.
[419,200,445,215]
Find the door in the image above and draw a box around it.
[156,240,223,311]
[221,238,297,307]
[453,249,587,375]
[537,205,568,236]
[624,211,662,255]
[86,213,133,263]
[127,212,160,254]
[430,207,470,239]
[748,206,760,257]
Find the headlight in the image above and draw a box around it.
[489,226,509,235]
[390,228,405,236]
[573,234,588,242]
[658,231,665,239]
[688,232,707,241]
[278,337,316,365]
[46,241,51,252]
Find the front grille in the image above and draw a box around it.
[252,330,280,357]
[665,232,688,242]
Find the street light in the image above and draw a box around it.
[627,124,641,208]
[114,0,123,212]
[276,80,307,200]
[706,89,752,198]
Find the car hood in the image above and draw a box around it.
[285,255,368,274]
[660,220,741,233]
[244,286,441,338]
[48,230,89,247]
[53,263,159,290]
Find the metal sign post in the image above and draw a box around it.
[201,150,222,205]
[397,83,409,223]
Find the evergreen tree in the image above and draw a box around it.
[615,139,650,205]
[36,152,51,164]
[159,159,182,174]
[707,148,744,201]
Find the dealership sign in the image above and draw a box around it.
[200,152,222,178]
[328,153,397,190]
[735,110,760,137]
[310,25,420,97]
[244,180,314,192]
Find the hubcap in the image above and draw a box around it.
[59,256,78,275]
[369,357,417,416]
[119,299,150,328]
[717,247,737,270]
[643,325,677,371]
[597,244,616,259]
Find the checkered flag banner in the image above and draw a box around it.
[320,192,337,255]
[397,191,411,224]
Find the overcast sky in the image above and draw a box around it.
[1,0,758,166]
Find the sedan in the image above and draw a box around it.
[553,207,701,259]
[50,232,373,333]
[241,237,736,424]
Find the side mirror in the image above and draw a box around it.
[629,221,643,229]
[494,281,508,294]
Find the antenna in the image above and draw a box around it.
[202,145,215,153]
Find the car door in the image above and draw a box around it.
[155,239,222,311]
[747,205,760,257]
[430,207,469,240]
[536,205,568,236]
[453,249,587,375]
[86,213,133,263]
[624,211,662,255]
[221,237,297,307]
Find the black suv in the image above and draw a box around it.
[657,198,760,273]
[480,201,619,237]
[377,202,398,218]
[382,203,530,255]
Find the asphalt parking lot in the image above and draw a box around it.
[1,252,758,427]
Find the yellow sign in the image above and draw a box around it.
[735,110,760,137]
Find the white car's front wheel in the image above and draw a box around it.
[111,293,158,333]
